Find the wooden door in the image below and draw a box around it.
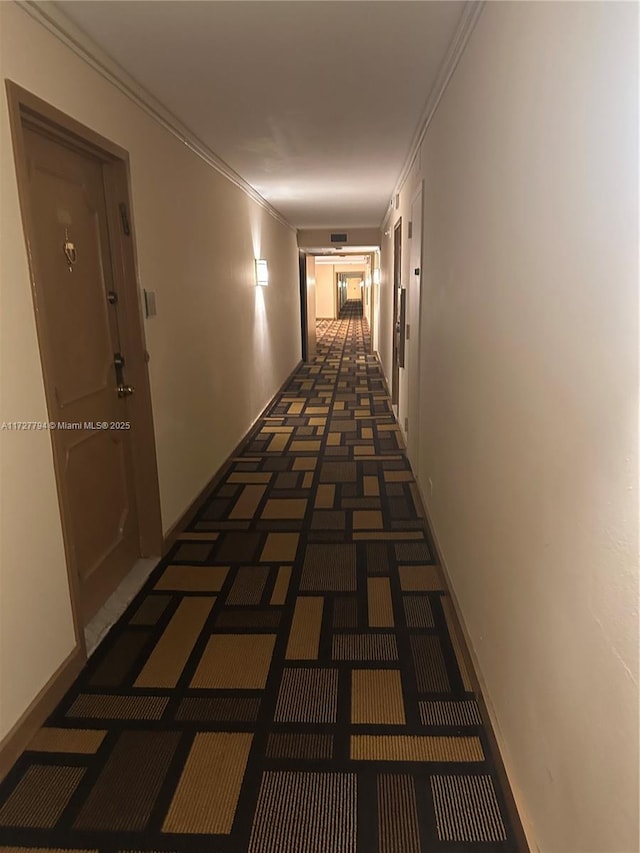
[23,125,140,623]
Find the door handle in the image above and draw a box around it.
[114,352,134,397]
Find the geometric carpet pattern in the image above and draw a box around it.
[0,301,522,851]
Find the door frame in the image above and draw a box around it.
[335,271,342,314]
[298,250,309,361]
[406,181,424,468]
[5,81,163,649]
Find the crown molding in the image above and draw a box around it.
[18,0,297,234]
[381,0,485,226]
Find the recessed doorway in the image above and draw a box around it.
[6,82,162,639]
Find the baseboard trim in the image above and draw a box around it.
[162,360,304,553]
[410,477,534,851]
[0,643,84,782]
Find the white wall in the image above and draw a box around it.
[0,2,300,740]
[380,3,638,851]
[315,263,336,318]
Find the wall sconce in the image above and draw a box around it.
[255,258,269,287]
[373,269,381,285]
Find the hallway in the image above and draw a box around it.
[0,302,519,851]
[1,3,637,849]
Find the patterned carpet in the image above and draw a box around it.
[0,301,522,852]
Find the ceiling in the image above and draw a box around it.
[55,0,466,229]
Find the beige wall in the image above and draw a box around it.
[371,251,381,353]
[362,261,372,331]
[304,255,317,358]
[316,263,368,319]
[0,3,300,740]
[380,3,638,851]
[346,278,362,300]
[315,263,336,318]
[379,227,395,385]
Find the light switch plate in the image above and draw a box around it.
[144,289,157,318]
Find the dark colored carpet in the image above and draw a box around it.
[0,301,522,852]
